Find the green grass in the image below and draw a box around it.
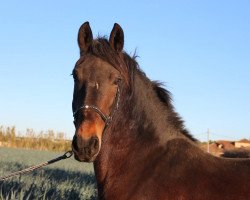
[0,147,97,200]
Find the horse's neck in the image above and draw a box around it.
[130,73,183,142]
[94,73,184,195]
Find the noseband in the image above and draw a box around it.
[73,85,120,129]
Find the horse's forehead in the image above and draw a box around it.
[76,55,107,65]
[74,56,117,75]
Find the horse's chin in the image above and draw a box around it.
[73,151,98,163]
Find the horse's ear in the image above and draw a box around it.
[109,23,124,53]
[78,22,93,55]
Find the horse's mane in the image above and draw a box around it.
[152,82,197,142]
[89,37,197,142]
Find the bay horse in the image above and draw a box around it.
[71,22,250,200]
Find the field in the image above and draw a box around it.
[0,126,71,152]
[0,147,97,200]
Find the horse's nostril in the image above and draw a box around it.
[91,137,99,150]
[72,135,99,160]
[84,147,90,155]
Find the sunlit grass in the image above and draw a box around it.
[0,125,71,152]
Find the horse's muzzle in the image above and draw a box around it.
[72,135,100,162]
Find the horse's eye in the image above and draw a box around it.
[113,77,121,85]
[71,70,78,82]
[73,74,77,82]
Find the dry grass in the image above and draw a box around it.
[0,125,71,152]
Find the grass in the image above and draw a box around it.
[0,147,97,200]
[0,126,71,152]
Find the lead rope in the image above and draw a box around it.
[0,150,73,181]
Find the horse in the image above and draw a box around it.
[221,149,250,158]
[71,22,250,200]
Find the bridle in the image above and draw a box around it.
[73,83,121,129]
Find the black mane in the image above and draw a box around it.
[89,37,197,142]
[152,82,197,142]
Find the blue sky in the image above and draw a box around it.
[0,1,249,141]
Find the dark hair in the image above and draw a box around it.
[88,37,196,142]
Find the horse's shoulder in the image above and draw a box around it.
[164,137,201,152]
[162,137,211,162]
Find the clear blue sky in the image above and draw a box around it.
[0,1,249,141]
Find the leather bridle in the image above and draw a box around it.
[73,84,120,129]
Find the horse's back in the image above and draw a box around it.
[142,138,250,200]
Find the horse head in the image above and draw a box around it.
[72,22,124,162]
